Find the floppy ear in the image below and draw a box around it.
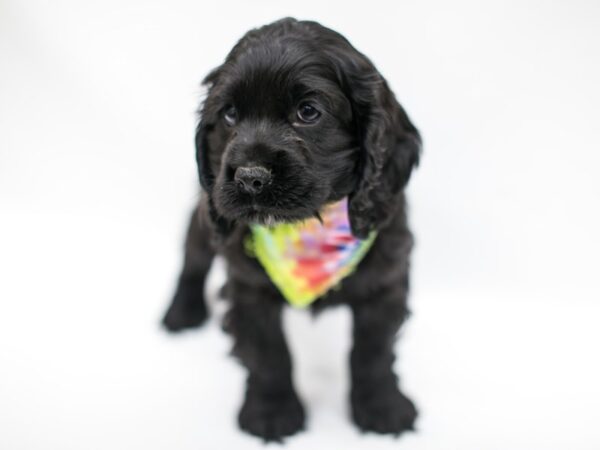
[345,67,422,239]
[195,66,222,192]
[195,67,235,242]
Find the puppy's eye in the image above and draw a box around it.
[223,106,237,126]
[297,102,321,124]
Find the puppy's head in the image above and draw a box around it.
[197,18,421,239]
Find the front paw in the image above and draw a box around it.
[351,381,417,435]
[162,278,208,332]
[238,388,306,442]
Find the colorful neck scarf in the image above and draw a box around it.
[247,198,376,307]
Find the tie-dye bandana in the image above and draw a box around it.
[247,198,377,308]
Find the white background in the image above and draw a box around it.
[1,1,599,449]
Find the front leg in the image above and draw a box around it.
[350,289,417,435]
[223,282,305,442]
[162,201,215,331]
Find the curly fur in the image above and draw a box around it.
[162,18,422,442]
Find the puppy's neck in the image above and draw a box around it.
[247,197,377,307]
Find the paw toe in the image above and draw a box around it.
[352,389,417,435]
[162,282,208,332]
[238,392,305,441]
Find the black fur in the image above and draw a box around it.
[163,18,421,442]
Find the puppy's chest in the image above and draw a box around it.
[245,198,376,307]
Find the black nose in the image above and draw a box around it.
[234,166,272,195]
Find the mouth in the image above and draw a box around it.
[229,203,322,226]
[213,177,328,226]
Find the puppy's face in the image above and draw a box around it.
[197,19,421,237]
[202,41,358,224]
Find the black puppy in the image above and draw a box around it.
[163,18,421,442]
